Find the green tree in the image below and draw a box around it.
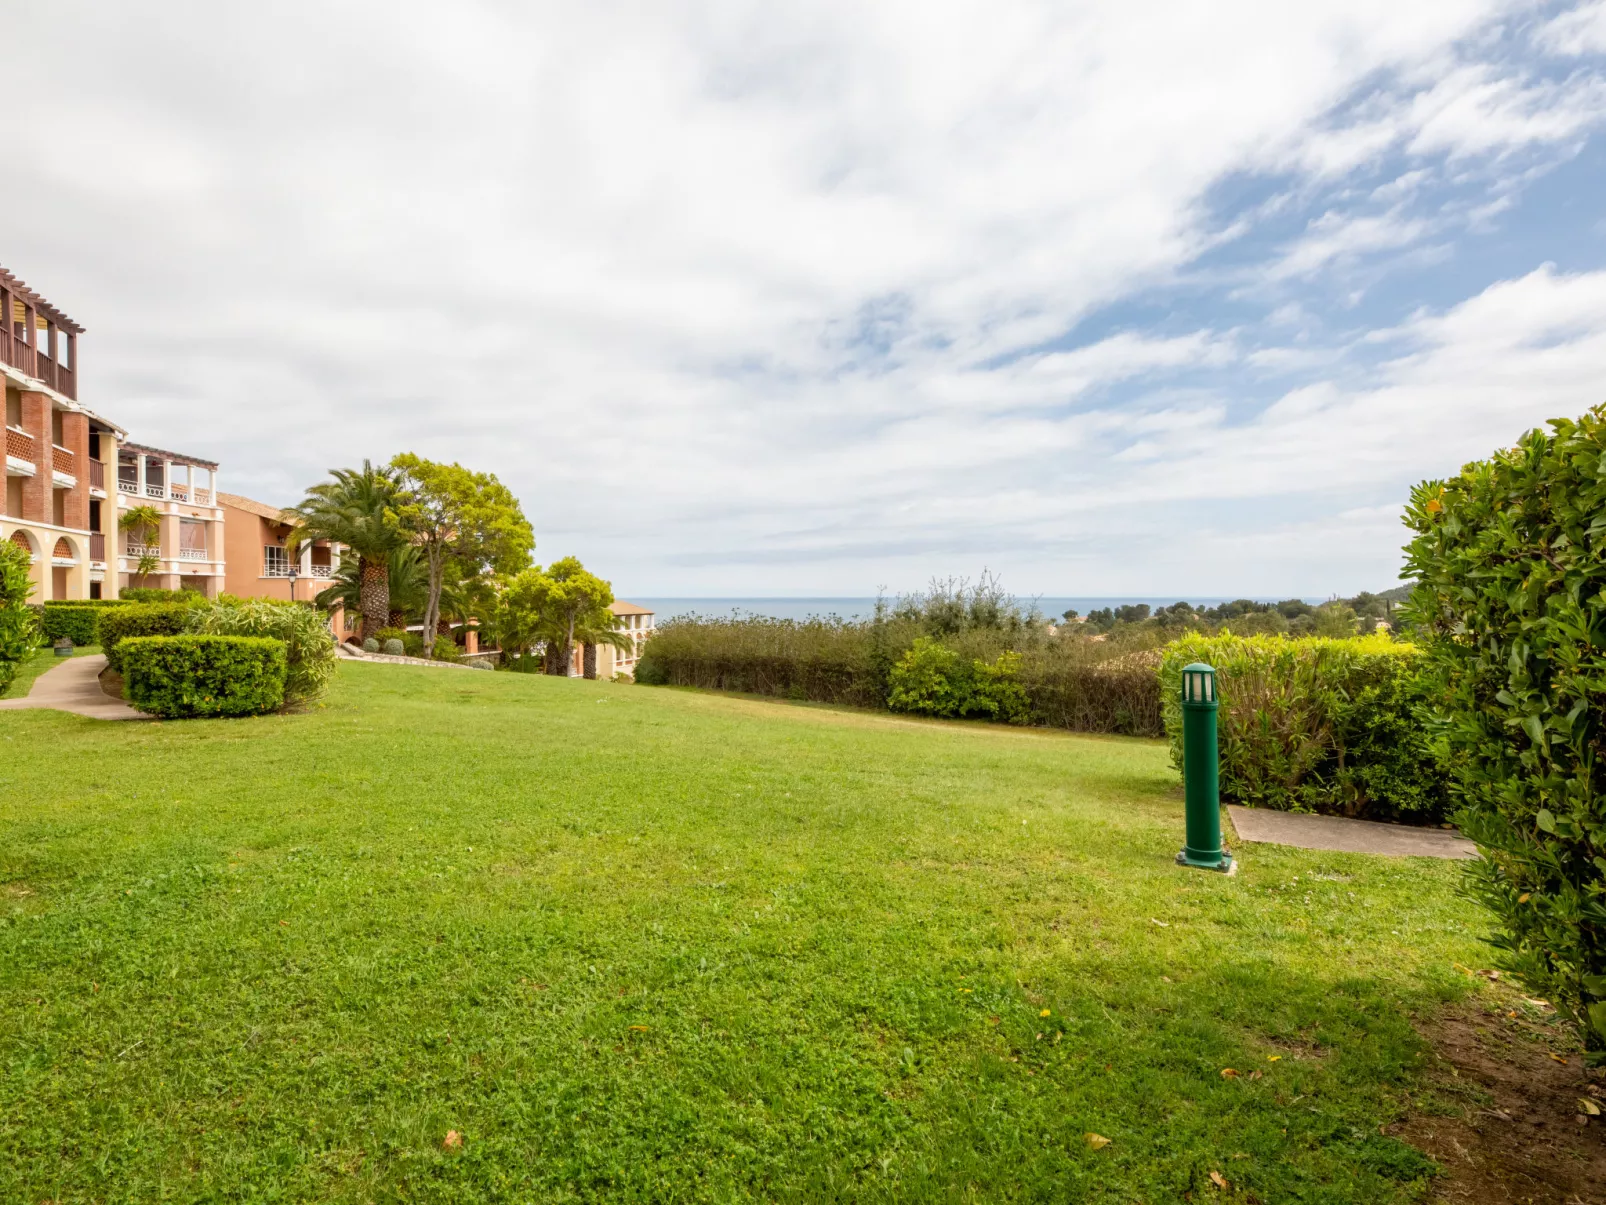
[289,461,405,641]
[1309,602,1360,638]
[496,557,630,675]
[1404,404,1606,1059]
[0,539,40,693]
[118,504,163,585]
[389,454,534,658]
[316,545,427,630]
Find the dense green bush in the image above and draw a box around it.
[37,605,109,646]
[1159,633,1445,823]
[100,604,195,673]
[1404,405,1606,1059]
[42,598,134,607]
[121,587,206,605]
[373,626,423,657]
[121,635,287,718]
[636,614,1167,735]
[0,541,39,695]
[361,637,379,654]
[382,638,404,656]
[887,637,1029,722]
[186,598,337,706]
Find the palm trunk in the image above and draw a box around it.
[358,558,390,641]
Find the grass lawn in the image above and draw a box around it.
[2,643,101,700]
[0,662,1506,1202]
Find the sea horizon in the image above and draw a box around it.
[628,595,1327,622]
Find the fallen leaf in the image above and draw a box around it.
[629,1025,648,1032]
[1250,1070,1263,1080]
[988,1015,1000,1025]
[1580,1098,1602,1117]
[1150,918,1170,927]
[1040,1009,1051,1017]
[443,1130,462,1150]
[1220,1068,1239,1079]
[1549,1053,1568,1064]
[1266,1055,1281,1062]
[278,920,288,927]
[1517,893,1531,903]
[1210,1170,1229,1189]
[1085,1132,1111,1149]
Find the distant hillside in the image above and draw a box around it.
[1376,584,1414,603]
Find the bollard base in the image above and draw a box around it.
[1176,849,1236,874]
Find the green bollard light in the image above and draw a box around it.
[1177,662,1233,873]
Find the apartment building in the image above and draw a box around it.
[2,267,122,600]
[116,442,226,596]
[218,492,339,608]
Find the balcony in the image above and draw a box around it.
[90,533,105,561]
[52,445,73,474]
[144,483,166,499]
[169,483,189,502]
[310,563,332,578]
[117,476,137,495]
[178,547,208,561]
[125,543,161,559]
[89,460,104,491]
[1,268,82,402]
[5,426,34,469]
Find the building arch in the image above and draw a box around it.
[8,528,37,557]
[52,536,72,560]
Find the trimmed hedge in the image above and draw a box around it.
[121,587,207,605]
[1159,633,1446,823]
[187,597,337,706]
[38,606,107,646]
[100,604,195,673]
[120,635,287,718]
[42,599,135,607]
[1404,404,1606,1057]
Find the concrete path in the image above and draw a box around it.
[0,654,145,721]
[1226,804,1477,860]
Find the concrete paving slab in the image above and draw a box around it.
[0,654,145,721]
[1226,805,1477,859]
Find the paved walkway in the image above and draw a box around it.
[1226,804,1477,860]
[0,654,145,721]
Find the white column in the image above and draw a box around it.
[136,453,147,498]
[163,460,173,500]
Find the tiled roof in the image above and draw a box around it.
[121,440,219,470]
[217,492,294,523]
[611,600,654,616]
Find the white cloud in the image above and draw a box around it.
[1,0,1602,596]
[1536,1,1606,55]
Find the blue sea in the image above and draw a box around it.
[631,597,1311,623]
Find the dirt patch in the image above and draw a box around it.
[98,667,124,701]
[1394,997,1606,1204]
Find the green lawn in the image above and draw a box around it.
[1,643,101,700]
[0,663,1494,1202]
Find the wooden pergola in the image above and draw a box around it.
[0,265,83,400]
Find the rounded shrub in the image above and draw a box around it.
[0,540,39,695]
[382,638,404,656]
[186,598,337,706]
[1404,403,1606,1060]
[120,635,287,718]
[99,603,194,674]
[362,637,379,653]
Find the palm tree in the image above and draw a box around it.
[118,504,163,586]
[315,544,426,631]
[288,461,405,641]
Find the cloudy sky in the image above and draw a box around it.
[6,1,1606,597]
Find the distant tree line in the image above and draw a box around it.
[1065,586,1411,639]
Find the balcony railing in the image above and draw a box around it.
[52,445,73,475]
[144,483,166,499]
[310,564,332,578]
[89,460,105,490]
[90,533,105,561]
[117,477,137,494]
[4,426,34,463]
[191,489,213,505]
[169,484,189,501]
[178,547,208,561]
[126,543,161,559]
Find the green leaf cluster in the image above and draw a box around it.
[0,539,40,693]
[1402,403,1606,1057]
[120,635,287,718]
[37,605,109,646]
[495,557,627,675]
[1159,633,1446,823]
[886,636,1030,723]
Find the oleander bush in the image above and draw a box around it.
[1159,633,1445,823]
[99,603,195,673]
[186,597,337,706]
[120,635,287,719]
[1403,404,1606,1059]
[0,541,39,694]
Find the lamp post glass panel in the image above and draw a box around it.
[288,564,298,603]
[1177,662,1233,872]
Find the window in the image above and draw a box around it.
[264,545,289,577]
[180,521,207,559]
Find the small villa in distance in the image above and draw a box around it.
[564,600,655,678]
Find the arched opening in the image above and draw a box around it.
[8,529,34,556]
[52,536,71,559]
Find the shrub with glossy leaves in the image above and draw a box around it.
[887,637,1030,723]
[1159,633,1445,823]
[186,597,337,706]
[0,540,39,693]
[121,635,286,718]
[1403,404,1606,1059]
[99,604,194,673]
